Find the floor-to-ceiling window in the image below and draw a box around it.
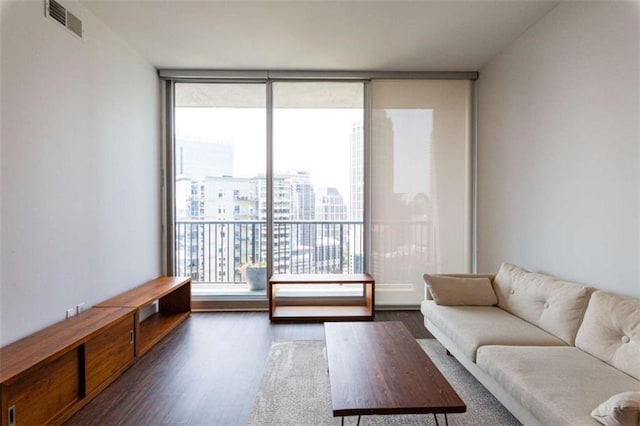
[165,74,474,304]
[171,80,365,300]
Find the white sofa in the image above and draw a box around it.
[421,263,640,426]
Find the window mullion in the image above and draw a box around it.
[266,81,274,279]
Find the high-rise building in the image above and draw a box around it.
[350,122,364,221]
[175,176,258,221]
[176,138,233,178]
[201,177,257,221]
[315,187,347,272]
[175,175,260,282]
[287,171,315,221]
[254,175,292,273]
[316,187,347,221]
[285,171,315,260]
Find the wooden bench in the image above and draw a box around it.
[0,276,190,426]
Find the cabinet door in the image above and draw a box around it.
[3,349,80,425]
[85,313,135,395]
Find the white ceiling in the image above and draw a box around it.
[80,0,559,71]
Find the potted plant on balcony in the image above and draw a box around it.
[238,262,267,291]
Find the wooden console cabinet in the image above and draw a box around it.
[0,307,135,426]
[94,276,191,356]
[0,276,191,425]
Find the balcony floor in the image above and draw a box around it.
[193,282,267,299]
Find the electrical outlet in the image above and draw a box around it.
[76,303,86,314]
[66,308,76,319]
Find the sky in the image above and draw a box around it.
[175,107,362,200]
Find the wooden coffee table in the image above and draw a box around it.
[324,321,466,425]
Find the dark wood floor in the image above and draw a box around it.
[65,310,431,425]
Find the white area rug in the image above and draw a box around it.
[248,339,520,425]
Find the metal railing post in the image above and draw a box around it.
[339,223,344,272]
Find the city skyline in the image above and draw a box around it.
[175,172,354,222]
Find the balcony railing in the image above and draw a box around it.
[175,220,364,284]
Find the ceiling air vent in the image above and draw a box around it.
[45,0,83,39]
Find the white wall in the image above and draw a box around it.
[478,2,640,297]
[1,1,161,345]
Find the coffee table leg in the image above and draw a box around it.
[344,414,447,426]
[432,413,449,426]
[340,415,361,425]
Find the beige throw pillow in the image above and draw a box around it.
[424,274,497,306]
[591,392,640,426]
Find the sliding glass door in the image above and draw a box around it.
[272,82,364,275]
[173,83,267,298]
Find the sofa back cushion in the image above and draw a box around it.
[575,291,640,381]
[492,263,592,345]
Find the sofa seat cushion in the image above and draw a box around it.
[477,346,640,426]
[421,300,566,362]
[492,263,593,345]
